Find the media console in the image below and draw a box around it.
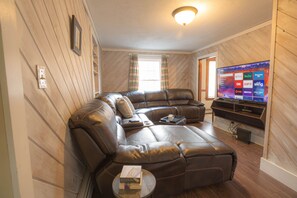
[211,99,266,129]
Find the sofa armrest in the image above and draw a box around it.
[113,142,180,164]
[188,100,204,107]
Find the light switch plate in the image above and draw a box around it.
[36,65,47,89]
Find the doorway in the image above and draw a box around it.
[198,56,217,114]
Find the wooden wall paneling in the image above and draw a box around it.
[16,0,79,111]
[30,0,87,105]
[16,0,97,195]
[168,54,191,89]
[53,0,93,101]
[33,180,76,198]
[102,51,130,92]
[263,0,297,182]
[29,141,81,196]
[191,25,271,98]
[19,12,71,122]
[20,56,85,174]
[102,51,192,92]
[278,0,297,19]
[65,0,93,99]
[72,0,93,98]
[40,0,90,103]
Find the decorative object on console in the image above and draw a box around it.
[160,115,186,125]
[70,15,82,56]
[172,6,198,26]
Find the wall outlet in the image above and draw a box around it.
[39,79,47,89]
[36,65,47,89]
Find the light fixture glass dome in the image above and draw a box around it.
[172,6,198,26]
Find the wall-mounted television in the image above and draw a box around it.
[217,60,270,103]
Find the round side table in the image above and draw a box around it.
[112,169,156,198]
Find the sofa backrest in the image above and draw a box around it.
[99,89,196,112]
[145,90,169,107]
[166,89,194,106]
[98,92,123,114]
[69,99,119,156]
[121,90,146,109]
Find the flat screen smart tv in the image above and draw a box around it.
[217,60,270,103]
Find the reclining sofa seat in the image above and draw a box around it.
[100,89,206,125]
[69,99,237,198]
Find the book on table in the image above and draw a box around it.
[119,171,143,190]
[119,165,142,190]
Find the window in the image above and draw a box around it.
[206,57,216,99]
[138,56,161,91]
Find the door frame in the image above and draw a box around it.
[196,52,218,101]
[0,0,34,197]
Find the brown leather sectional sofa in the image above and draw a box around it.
[68,89,237,197]
[100,89,205,128]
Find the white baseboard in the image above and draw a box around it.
[77,171,93,198]
[251,134,264,146]
[260,157,297,192]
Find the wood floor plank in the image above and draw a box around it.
[173,122,297,198]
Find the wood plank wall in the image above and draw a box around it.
[102,51,191,92]
[15,0,100,196]
[190,25,272,98]
[264,0,297,175]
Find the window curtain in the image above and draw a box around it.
[128,54,139,91]
[161,55,169,90]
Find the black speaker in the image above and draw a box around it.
[236,128,251,144]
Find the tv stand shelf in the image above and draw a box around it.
[211,99,267,129]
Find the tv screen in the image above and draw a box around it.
[217,60,270,103]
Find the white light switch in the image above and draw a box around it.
[37,65,47,89]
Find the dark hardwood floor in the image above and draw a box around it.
[174,121,297,198]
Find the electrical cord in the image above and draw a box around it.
[228,121,240,136]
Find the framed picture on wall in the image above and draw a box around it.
[71,15,82,56]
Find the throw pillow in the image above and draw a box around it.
[123,96,135,113]
[116,98,133,118]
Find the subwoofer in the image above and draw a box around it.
[236,128,251,144]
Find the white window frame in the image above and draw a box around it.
[138,55,162,91]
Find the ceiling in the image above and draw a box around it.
[86,0,273,52]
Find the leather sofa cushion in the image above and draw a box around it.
[166,89,194,100]
[145,91,167,101]
[126,127,158,145]
[146,91,169,107]
[69,100,118,155]
[147,101,169,107]
[149,125,205,143]
[122,91,146,109]
[168,100,189,106]
[176,106,203,119]
[179,142,235,158]
[146,125,234,158]
[114,142,181,164]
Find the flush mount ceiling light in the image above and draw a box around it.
[172,6,198,26]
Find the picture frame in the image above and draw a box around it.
[71,15,82,56]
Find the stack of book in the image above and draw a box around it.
[119,165,143,190]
